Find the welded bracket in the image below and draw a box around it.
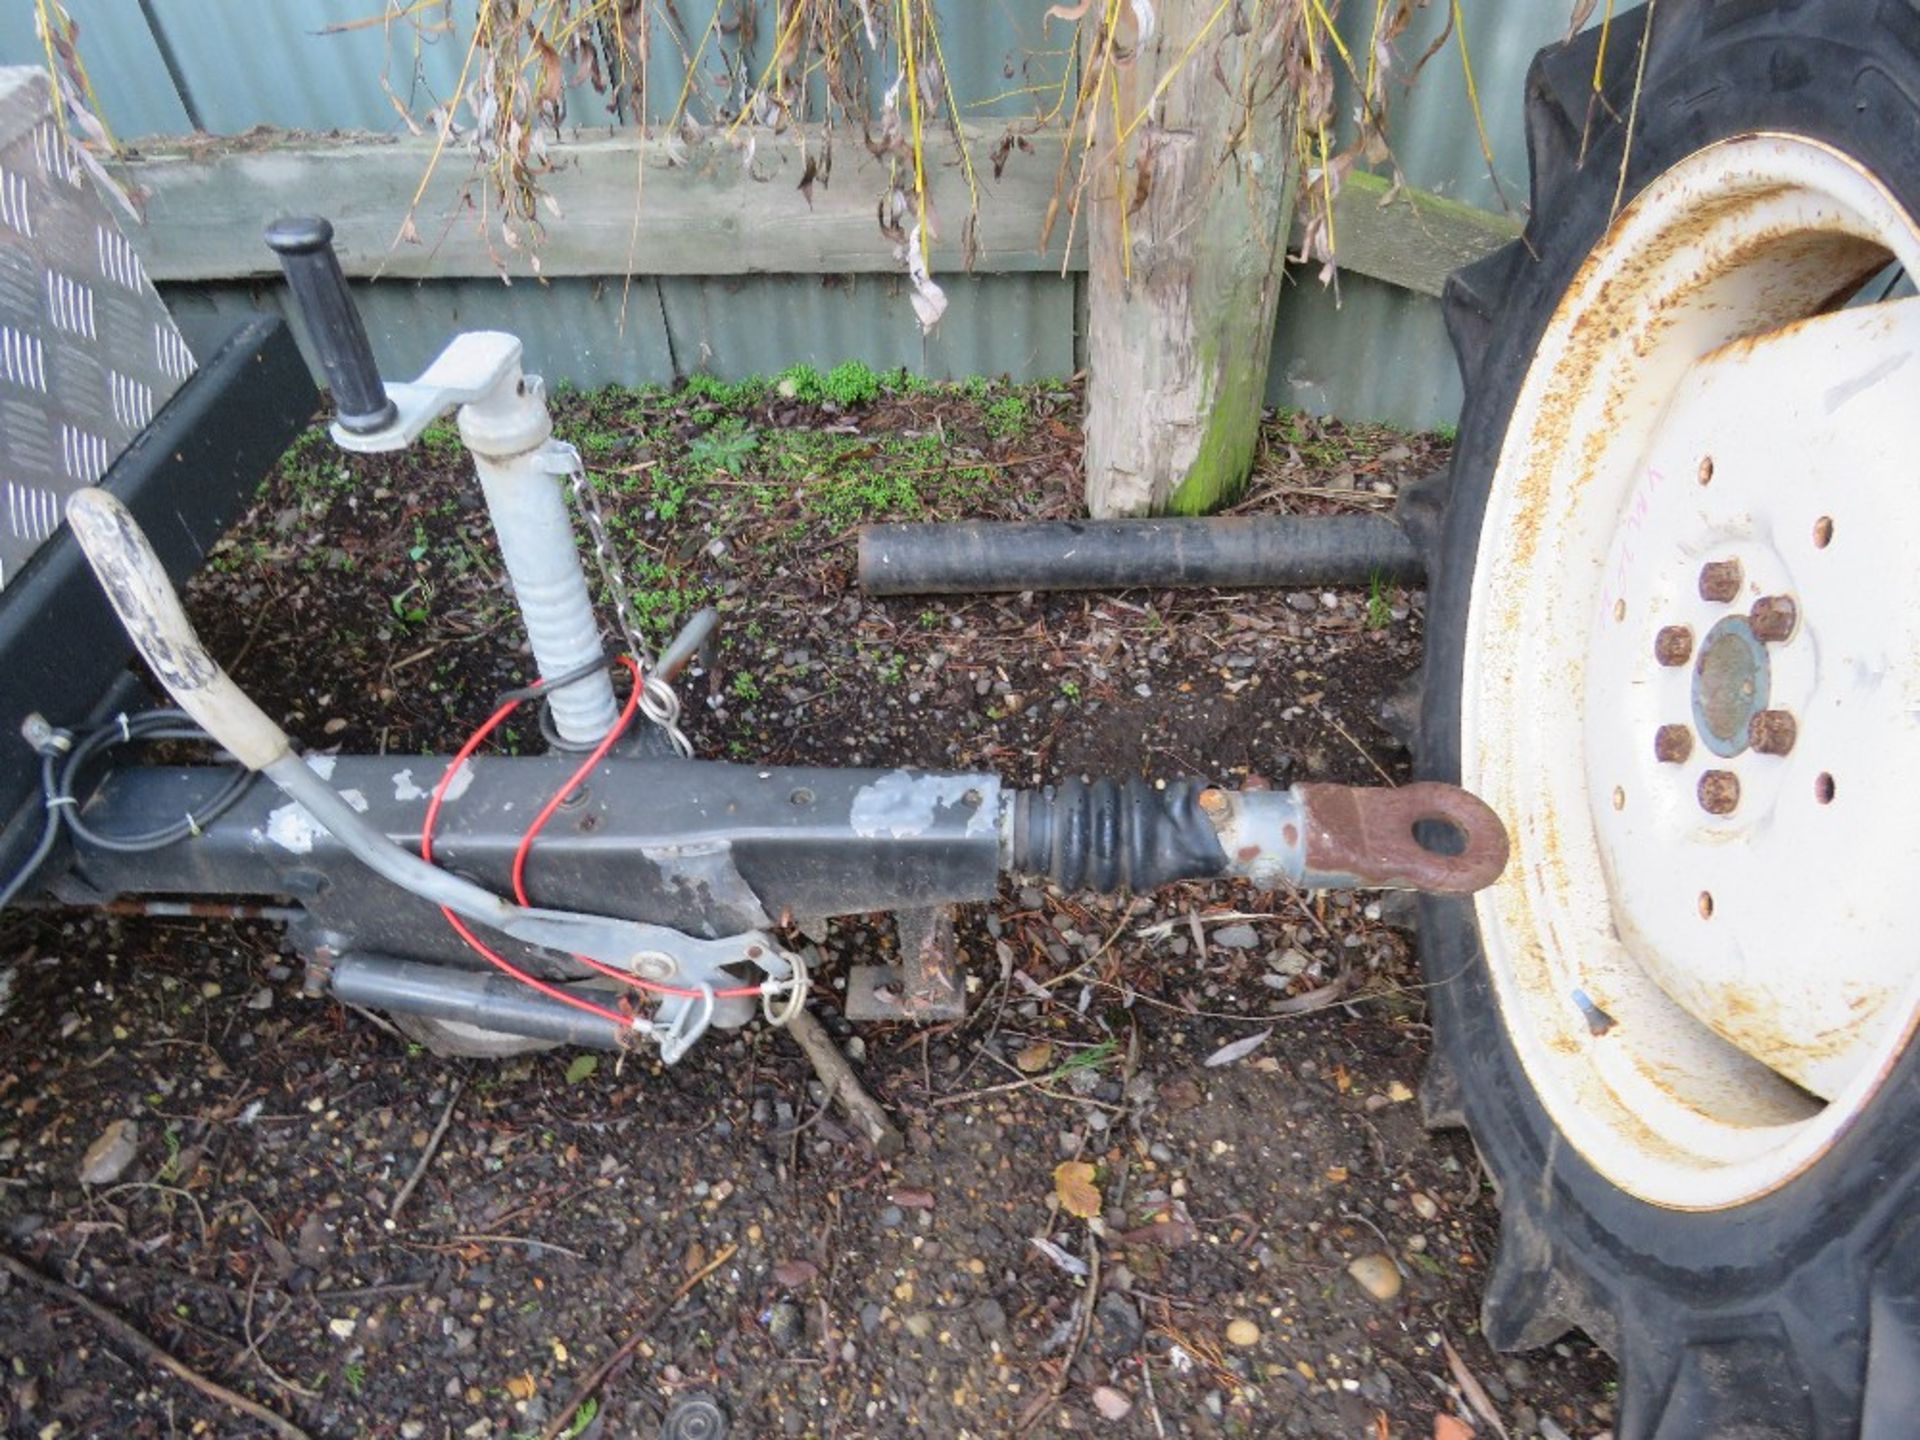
[325,331,524,454]
[844,905,967,1022]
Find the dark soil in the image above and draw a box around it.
[0,374,1618,1439]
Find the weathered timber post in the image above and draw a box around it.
[1083,2,1298,517]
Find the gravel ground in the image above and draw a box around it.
[0,374,1618,1438]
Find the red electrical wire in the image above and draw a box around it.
[419,658,763,1029]
[420,686,638,1031]
[505,658,760,1001]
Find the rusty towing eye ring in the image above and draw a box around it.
[1200,781,1511,895]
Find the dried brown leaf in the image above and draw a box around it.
[1015,1041,1054,1073]
[1054,1161,1102,1219]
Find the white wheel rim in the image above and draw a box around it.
[1463,134,1920,1210]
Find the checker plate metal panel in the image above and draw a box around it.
[0,67,194,591]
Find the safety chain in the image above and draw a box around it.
[542,440,694,758]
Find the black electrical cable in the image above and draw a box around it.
[0,708,257,909]
[494,649,616,706]
[0,751,64,914]
[63,713,256,851]
[56,710,255,854]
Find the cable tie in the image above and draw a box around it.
[117,713,132,743]
[494,648,617,706]
[184,811,202,838]
[44,794,78,810]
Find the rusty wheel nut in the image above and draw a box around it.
[1698,558,1744,604]
[1197,787,1228,817]
[1697,769,1741,815]
[1749,594,1798,643]
[1653,625,1694,667]
[1747,709,1797,756]
[1654,724,1694,764]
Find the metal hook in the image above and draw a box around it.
[658,983,717,1065]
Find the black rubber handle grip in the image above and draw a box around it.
[263,216,396,434]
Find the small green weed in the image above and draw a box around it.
[682,371,729,403]
[577,424,622,458]
[389,580,431,627]
[730,671,762,703]
[984,392,1030,438]
[686,417,759,476]
[278,428,352,503]
[1365,573,1392,630]
[1271,407,1345,466]
[419,419,464,463]
[651,472,693,521]
[590,554,715,648]
[683,372,768,408]
[1051,1039,1118,1079]
[821,359,881,407]
[775,363,823,402]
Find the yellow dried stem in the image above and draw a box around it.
[1450,0,1512,212]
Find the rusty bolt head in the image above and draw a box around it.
[1697,769,1741,815]
[1749,594,1798,643]
[1654,724,1694,764]
[1698,559,1744,604]
[1653,625,1694,667]
[1747,709,1797,756]
[1197,787,1228,816]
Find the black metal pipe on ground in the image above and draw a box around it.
[858,515,1423,596]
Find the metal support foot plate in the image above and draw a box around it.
[844,907,967,1022]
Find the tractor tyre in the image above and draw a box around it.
[1418,3,1920,1436]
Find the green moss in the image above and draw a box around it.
[1168,342,1265,514]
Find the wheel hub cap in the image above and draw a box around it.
[1691,617,1768,758]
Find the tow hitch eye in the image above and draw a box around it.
[1199,782,1511,895]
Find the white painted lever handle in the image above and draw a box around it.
[65,488,293,771]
